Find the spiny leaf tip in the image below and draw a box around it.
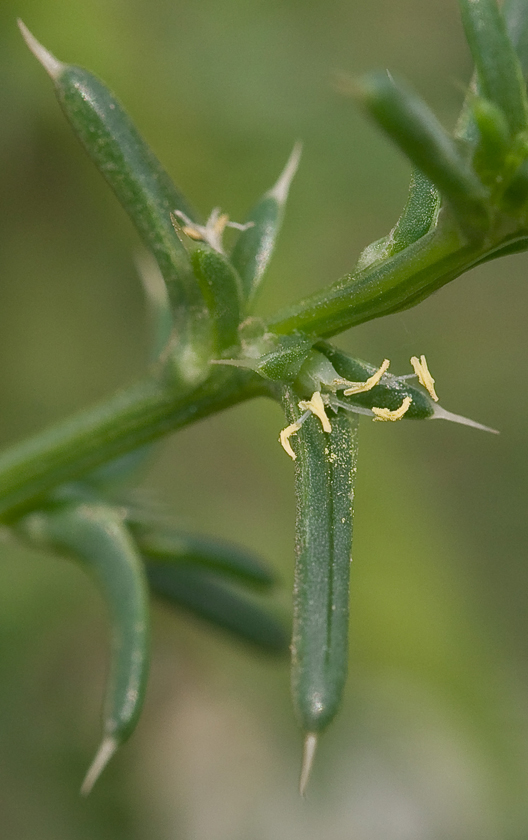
[431,403,499,434]
[299,732,318,796]
[80,735,118,796]
[267,142,303,204]
[17,20,64,80]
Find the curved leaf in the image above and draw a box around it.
[147,563,288,653]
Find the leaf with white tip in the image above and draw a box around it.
[230,143,302,308]
[24,502,150,795]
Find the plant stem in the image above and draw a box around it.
[267,218,526,337]
[0,369,266,523]
[0,211,525,524]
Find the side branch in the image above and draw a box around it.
[266,220,527,338]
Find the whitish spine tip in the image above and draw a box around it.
[299,732,318,797]
[17,20,64,80]
[431,404,499,434]
[267,141,303,204]
[80,735,118,796]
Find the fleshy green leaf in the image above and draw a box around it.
[147,563,289,653]
[19,21,212,386]
[253,334,314,382]
[290,345,497,433]
[20,502,150,795]
[186,245,243,354]
[281,389,359,791]
[130,523,276,588]
[471,97,512,185]
[458,0,528,135]
[389,169,441,251]
[355,169,441,273]
[309,345,435,418]
[355,71,489,232]
[230,143,302,308]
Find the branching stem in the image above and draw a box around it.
[0,212,525,523]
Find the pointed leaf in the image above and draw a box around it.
[356,169,441,273]
[254,333,314,382]
[19,22,212,385]
[147,563,289,653]
[230,143,302,307]
[131,524,276,588]
[310,344,435,418]
[355,71,489,231]
[390,168,441,251]
[282,388,359,735]
[27,502,150,794]
[458,0,528,135]
[187,245,243,354]
[471,97,512,184]
[298,345,497,433]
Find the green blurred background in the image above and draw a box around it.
[1,0,528,837]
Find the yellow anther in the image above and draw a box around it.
[280,422,302,460]
[298,391,332,433]
[172,208,252,254]
[343,359,390,395]
[410,354,438,401]
[213,212,230,238]
[372,395,412,422]
[279,392,332,459]
[181,224,205,241]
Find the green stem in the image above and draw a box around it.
[267,219,525,337]
[0,369,266,523]
[0,215,526,524]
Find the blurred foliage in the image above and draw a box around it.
[1,0,528,837]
